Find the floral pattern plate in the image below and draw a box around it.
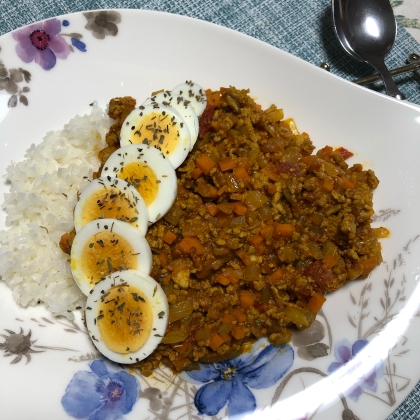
[1,9,420,420]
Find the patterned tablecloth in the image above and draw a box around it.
[0,0,419,419]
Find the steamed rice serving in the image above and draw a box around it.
[0,105,112,319]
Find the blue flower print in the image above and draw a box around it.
[185,339,294,418]
[71,38,87,52]
[328,339,383,401]
[62,359,140,420]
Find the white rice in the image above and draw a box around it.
[0,105,112,319]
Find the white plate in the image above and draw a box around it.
[1,9,420,420]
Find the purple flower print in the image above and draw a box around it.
[12,19,71,70]
[328,339,383,401]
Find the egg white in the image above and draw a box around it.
[85,269,169,364]
[74,176,148,235]
[171,81,207,117]
[101,144,178,224]
[119,103,191,169]
[142,91,199,149]
[71,218,152,296]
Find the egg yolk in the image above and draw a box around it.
[80,231,139,286]
[81,188,139,228]
[118,162,158,206]
[129,112,180,156]
[96,284,153,354]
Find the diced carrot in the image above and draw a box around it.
[236,250,252,266]
[231,325,246,340]
[158,253,168,268]
[214,274,231,286]
[204,185,219,198]
[234,166,248,180]
[248,235,264,247]
[335,147,354,160]
[239,290,255,309]
[219,157,237,172]
[222,313,235,324]
[205,202,219,216]
[220,334,231,343]
[322,178,334,192]
[340,174,355,190]
[209,332,225,351]
[163,274,172,285]
[317,145,334,160]
[229,275,240,285]
[260,225,274,241]
[218,185,228,196]
[196,155,217,175]
[266,268,283,285]
[173,340,191,354]
[254,243,267,256]
[273,223,295,238]
[232,202,247,216]
[191,167,203,179]
[266,183,278,195]
[323,254,339,268]
[300,156,311,166]
[307,293,326,312]
[173,356,191,372]
[230,193,243,201]
[244,177,252,189]
[261,167,282,182]
[176,237,204,255]
[205,89,221,107]
[233,308,247,323]
[223,267,240,285]
[163,230,177,245]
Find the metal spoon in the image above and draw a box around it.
[332,0,406,99]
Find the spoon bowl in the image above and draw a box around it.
[332,0,406,99]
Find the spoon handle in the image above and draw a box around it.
[370,58,406,100]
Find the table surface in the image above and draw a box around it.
[0,1,419,419]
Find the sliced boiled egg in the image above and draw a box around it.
[71,219,152,296]
[74,176,148,235]
[142,91,199,149]
[119,103,191,168]
[85,269,169,364]
[101,144,177,224]
[171,81,207,117]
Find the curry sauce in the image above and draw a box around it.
[63,87,386,375]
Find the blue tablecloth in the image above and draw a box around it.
[1,1,419,418]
